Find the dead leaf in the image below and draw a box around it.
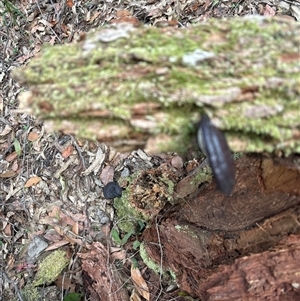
[60,213,78,227]
[45,240,70,251]
[72,222,79,235]
[62,145,74,158]
[0,213,9,231]
[49,206,60,218]
[111,16,140,26]
[130,289,142,301]
[56,274,74,290]
[171,155,183,169]
[264,4,276,17]
[7,255,15,271]
[66,0,74,8]
[68,213,87,222]
[0,124,12,136]
[100,165,114,185]
[131,265,150,301]
[63,236,83,246]
[110,249,127,261]
[0,170,17,178]
[4,223,12,236]
[54,225,64,236]
[116,10,131,18]
[5,152,18,162]
[27,131,39,141]
[11,160,19,172]
[60,23,68,34]
[89,11,101,23]
[25,176,42,187]
[43,232,64,243]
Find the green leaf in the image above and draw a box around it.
[63,292,82,301]
[13,138,22,156]
[131,257,138,269]
[133,240,141,250]
[111,228,134,245]
[111,229,123,245]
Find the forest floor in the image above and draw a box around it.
[0,1,299,300]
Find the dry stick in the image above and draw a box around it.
[154,215,164,301]
[2,271,25,301]
[105,220,115,301]
[70,135,86,170]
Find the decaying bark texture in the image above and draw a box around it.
[198,234,300,301]
[78,242,129,301]
[142,154,300,300]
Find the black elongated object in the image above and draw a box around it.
[197,114,235,195]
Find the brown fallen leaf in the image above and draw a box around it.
[116,10,131,18]
[110,249,126,261]
[5,151,18,162]
[27,131,39,141]
[24,176,42,187]
[62,145,74,158]
[100,165,114,185]
[130,289,142,301]
[263,4,276,17]
[45,240,70,251]
[131,265,150,301]
[0,170,17,178]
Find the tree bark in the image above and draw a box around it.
[141,154,300,300]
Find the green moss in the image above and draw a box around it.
[33,250,69,286]
[21,284,41,301]
[140,242,177,283]
[140,242,162,274]
[114,169,177,232]
[113,189,147,233]
[194,166,213,185]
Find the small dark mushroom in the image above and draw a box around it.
[197,114,236,195]
[103,181,123,199]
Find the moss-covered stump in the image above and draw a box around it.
[13,17,300,154]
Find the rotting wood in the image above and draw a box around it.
[78,242,129,301]
[141,154,300,300]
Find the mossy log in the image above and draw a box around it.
[13,17,300,154]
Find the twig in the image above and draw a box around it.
[2,271,25,301]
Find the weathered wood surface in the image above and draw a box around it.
[13,17,300,154]
[141,155,300,300]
